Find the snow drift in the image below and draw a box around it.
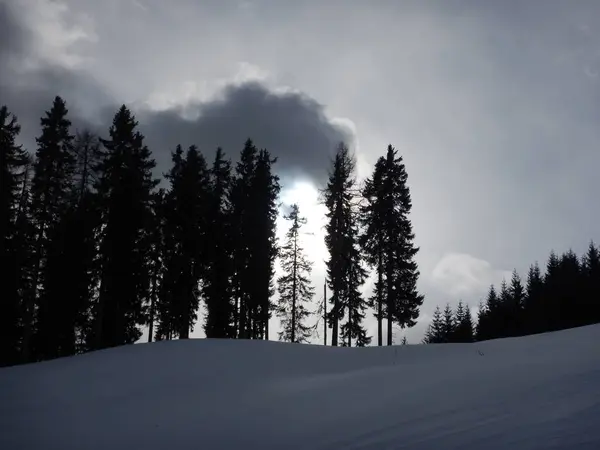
[1,325,600,449]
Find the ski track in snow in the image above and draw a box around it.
[1,325,600,449]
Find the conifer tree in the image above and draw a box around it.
[323,143,369,346]
[159,145,210,339]
[442,303,454,343]
[453,300,474,342]
[0,106,29,366]
[92,105,158,349]
[147,188,165,343]
[203,148,235,339]
[523,262,544,334]
[360,145,423,346]
[28,96,75,361]
[276,204,314,343]
[230,140,258,339]
[508,270,525,336]
[247,148,280,339]
[582,242,600,325]
[423,306,443,343]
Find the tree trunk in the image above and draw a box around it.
[323,282,327,346]
[377,251,383,346]
[291,232,297,342]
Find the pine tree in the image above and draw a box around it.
[453,300,473,342]
[203,148,235,339]
[442,303,454,343]
[276,204,314,343]
[47,130,102,356]
[423,306,443,343]
[323,143,369,346]
[523,262,544,334]
[0,106,30,366]
[247,148,280,339]
[92,105,158,349]
[27,96,75,361]
[159,145,210,339]
[508,270,525,336]
[476,299,487,341]
[230,140,258,339]
[147,188,165,343]
[360,145,423,346]
[582,242,600,325]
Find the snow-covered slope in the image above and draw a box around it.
[1,325,600,450]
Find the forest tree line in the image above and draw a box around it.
[424,245,600,344]
[1,96,423,366]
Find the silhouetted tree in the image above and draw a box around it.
[276,204,314,343]
[582,242,600,325]
[523,262,544,334]
[324,143,369,346]
[203,148,235,339]
[453,301,473,342]
[230,140,258,339]
[360,145,423,346]
[423,306,443,343]
[442,303,454,343]
[0,106,30,366]
[28,96,75,361]
[159,145,210,339]
[91,105,158,349]
[247,148,280,339]
[507,270,525,336]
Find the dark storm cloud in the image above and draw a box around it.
[0,1,351,183]
[138,82,353,181]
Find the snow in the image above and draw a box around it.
[1,325,600,449]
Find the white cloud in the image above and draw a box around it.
[430,253,511,299]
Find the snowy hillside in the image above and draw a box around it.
[1,325,600,450]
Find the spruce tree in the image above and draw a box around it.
[203,148,235,339]
[523,262,544,334]
[323,143,369,346]
[423,306,443,343]
[582,242,600,325]
[360,145,423,346]
[147,188,165,343]
[230,140,258,339]
[0,106,29,366]
[92,105,158,349]
[276,203,314,343]
[160,145,210,339]
[508,270,525,336]
[453,300,473,342]
[442,303,454,343]
[28,96,75,361]
[247,148,280,339]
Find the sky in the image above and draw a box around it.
[2,0,600,344]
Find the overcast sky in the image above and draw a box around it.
[2,0,600,344]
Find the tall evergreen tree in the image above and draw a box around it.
[230,140,258,339]
[28,96,75,361]
[276,204,314,343]
[324,143,369,346]
[203,148,235,339]
[147,188,165,343]
[92,105,158,349]
[247,148,280,339]
[360,145,423,346]
[159,145,210,339]
[0,106,29,366]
